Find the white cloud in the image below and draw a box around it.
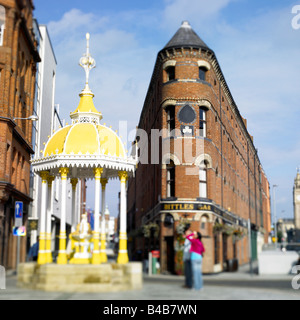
[47,9,108,38]
[162,0,236,31]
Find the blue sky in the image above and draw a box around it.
[34,0,300,222]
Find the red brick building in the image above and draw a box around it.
[127,21,271,274]
[0,0,40,269]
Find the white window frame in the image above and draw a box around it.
[199,160,207,198]
[0,5,5,46]
[199,107,207,137]
[166,161,175,198]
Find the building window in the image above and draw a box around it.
[167,160,175,198]
[166,66,175,81]
[199,107,207,137]
[199,67,207,81]
[199,160,207,198]
[166,105,175,136]
[0,6,5,46]
[214,234,220,264]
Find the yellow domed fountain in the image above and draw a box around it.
[31,33,136,266]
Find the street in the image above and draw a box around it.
[0,263,299,300]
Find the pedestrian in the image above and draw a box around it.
[186,231,205,290]
[183,225,192,288]
[27,236,39,262]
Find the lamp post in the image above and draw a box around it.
[13,115,39,121]
[273,184,278,249]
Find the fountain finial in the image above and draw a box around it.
[79,33,96,94]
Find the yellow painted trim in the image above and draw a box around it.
[64,123,99,155]
[70,94,101,115]
[70,178,78,190]
[97,125,126,158]
[118,171,128,183]
[39,171,49,182]
[45,233,53,263]
[37,232,47,265]
[42,122,127,158]
[91,232,101,264]
[57,231,67,265]
[94,167,103,180]
[59,167,69,179]
[43,126,72,157]
[100,178,108,189]
[117,232,128,264]
[47,175,55,186]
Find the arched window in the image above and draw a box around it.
[163,60,176,83]
[0,6,5,46]
[166,66,175,82]
[199,66,207,81]
[199,107,207,137]
[167,160,175,198]
[199,160,207,198]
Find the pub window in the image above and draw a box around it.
[166,105,175,136]
[0,5,5,46]
[167,160,175,198]
[201,215,208,230]
[199,160,207,198]
[166,66,175,82]
[199,107,207,137]
[214,234,220,264]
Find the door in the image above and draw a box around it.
[251,230,258,261]
[165,236,175,274]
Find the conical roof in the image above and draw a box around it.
[164,21,211,51]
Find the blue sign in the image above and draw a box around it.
[15,201,23,219]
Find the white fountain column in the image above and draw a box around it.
[92,167,103,264]
[100,178,108,263]
[37,171,49,265]
[117,171,129,264]
[46,175,55,263]
[57,167,69,265]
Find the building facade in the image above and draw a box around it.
[29,22,57,246]
[127,21,271,274]
[0,0,40,269]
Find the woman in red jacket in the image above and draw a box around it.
[186,231,205,290]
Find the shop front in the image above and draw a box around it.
[139,200,250,274]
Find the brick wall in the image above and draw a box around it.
[0,0,39,269]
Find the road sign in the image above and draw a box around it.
[15,201,23,218]
[15,201,23,227]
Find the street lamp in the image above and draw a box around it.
[13,115,39,121]
[273,184,278,248]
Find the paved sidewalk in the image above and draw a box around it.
[0,263,299,300]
